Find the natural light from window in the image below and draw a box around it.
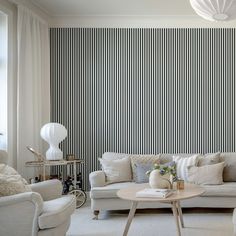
[0,11,7,150]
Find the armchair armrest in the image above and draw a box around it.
[89,171,106,188]
[0,192,43,236]
[30,179,63,201]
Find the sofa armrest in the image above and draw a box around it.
[0,192,43,236]
[30,179,63,201]
[89,171,106,188]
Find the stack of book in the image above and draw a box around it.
[136,188,175,198]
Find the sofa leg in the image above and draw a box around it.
[93,210,99,220]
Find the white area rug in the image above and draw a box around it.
[67,201,234,236]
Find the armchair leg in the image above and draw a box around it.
[93,210,100,220]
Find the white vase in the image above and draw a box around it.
[149,170,171,189]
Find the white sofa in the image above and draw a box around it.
[89,152,236,219]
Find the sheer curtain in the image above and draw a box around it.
[17,5,50,179]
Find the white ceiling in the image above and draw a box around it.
[31,0,196,17]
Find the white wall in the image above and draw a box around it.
[49,15,236,28]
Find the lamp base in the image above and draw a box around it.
[46,147,63,161]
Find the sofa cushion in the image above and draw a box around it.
[90,181,236,199]
[38,195,76,229]
[198,152,221,166]
[90,182,138,199]
[130,154,160,182]
[201,182,236,197]
[99,157,132,183]
[220,152,236,182]
[187,162,225,185]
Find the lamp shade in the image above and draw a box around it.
[190,0,236,21]
[40,123,67,160]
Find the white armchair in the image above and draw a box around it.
[0,151,76,236]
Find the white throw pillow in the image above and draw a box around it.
[173,154,200,181]
[99,157,132,183]
[187,162,225,185]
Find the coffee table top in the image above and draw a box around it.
[117,183,204,202]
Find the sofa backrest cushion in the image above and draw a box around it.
[160,153,196,164]
[198,152,221,166]
[102,152,130,161]
[220,152,236,182]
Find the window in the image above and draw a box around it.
[0,11,7,150]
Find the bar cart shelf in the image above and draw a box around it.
[25,159,87,208]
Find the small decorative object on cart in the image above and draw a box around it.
[66,154,75,161]
[146,161,178,189]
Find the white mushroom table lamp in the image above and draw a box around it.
[40,123,67,161]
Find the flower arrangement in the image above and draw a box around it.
[146,161,178,188]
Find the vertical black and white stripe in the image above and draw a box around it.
[50,28,235,190]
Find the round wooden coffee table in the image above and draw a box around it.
[117,183,204,236]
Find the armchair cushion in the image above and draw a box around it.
[38,195,76,229]
[0,192,43,236]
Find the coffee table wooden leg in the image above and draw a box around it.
[176,201,184,228]
[171,201,181,236]
[123,201,138,236]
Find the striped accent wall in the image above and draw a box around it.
[50,28,235,190]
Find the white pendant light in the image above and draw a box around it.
[190,0,236,21]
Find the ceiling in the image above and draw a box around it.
[30,0,196,17]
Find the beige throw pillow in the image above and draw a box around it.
[0,175,31,196]
[130,154,160,181]
[173,154,200,181]
[0,163,19,175]
[187,162,225,185]
[0,164,31,196]
[99,157,132,183]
